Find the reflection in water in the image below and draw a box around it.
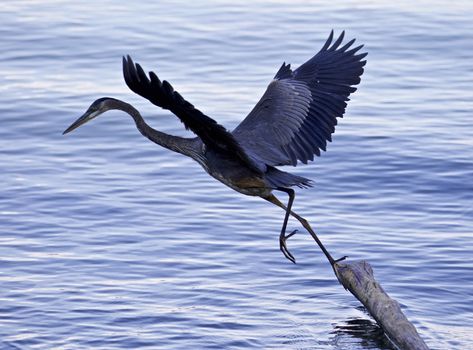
[332,317,395,350]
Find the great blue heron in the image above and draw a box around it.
[63,31,367,265]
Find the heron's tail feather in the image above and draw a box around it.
[265,167,313,189]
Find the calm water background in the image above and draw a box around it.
[1,1,472,349]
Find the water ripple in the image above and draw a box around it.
[1,1,472,349]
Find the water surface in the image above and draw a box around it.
[1,1,472,349]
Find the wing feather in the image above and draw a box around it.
[122,55,264,173]
[233,31,367,166]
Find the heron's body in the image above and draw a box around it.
[64,31,367,264]
[203,147,313,197]
[204,151,270,197]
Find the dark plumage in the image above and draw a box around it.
[64,31,367,265]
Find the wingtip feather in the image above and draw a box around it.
[329,30,345,51]
[339,38,356,52]
[135,63,149,84]
[320,30,334,52]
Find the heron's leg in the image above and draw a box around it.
[278,188,297,263]
[288,209,347,266]
[265,188,298,264]
[265,191,347,266]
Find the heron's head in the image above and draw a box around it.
[63,97,114,135]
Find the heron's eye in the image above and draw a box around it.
[87,106,98,114]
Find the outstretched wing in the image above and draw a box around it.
[122,56,263,173]
[233,31,367,166]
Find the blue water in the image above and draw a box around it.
[1,1,472,349]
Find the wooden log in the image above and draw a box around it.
[290,213,429,348]
[333,260,430,350]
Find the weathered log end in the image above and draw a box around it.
[333,260,430,350]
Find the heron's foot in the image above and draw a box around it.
[280,229,298,264]
[332,255,348,265]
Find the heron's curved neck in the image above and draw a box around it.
[107,98,200,159]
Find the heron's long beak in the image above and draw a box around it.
[63,111,97,135]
